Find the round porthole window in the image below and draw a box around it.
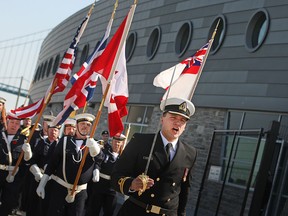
[34,67,40,82]
[245,9,269,52]
[208,15,226,54]
[53,55,60,75]
[42,61,48,79]
[126,32,137,62]
[38,64,43,81]
[46,57,53,77]
[175,21,192,57]
[146,26,161,60]
[80,44,89,66]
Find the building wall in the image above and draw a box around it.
[31,0,288,113]
[30,0,288,214]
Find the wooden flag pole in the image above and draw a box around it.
[11,78,58,176]
[120,123,131,155]
[68,1,136,201]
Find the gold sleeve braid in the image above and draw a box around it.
[118,177,130,194]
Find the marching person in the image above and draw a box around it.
[0,115,32,216]
[86,133,126,216]
[100,130,111,149]
[26,122,61,216]
[36,113,103,216]
[111,97,197,216]
[0,97,7,131]
[63,118,77,136]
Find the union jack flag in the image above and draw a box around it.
[52,18,114,126]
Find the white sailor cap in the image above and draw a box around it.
[160,97,195,120]
[0,97,6,104]
[75,113,95,123]
[113,133,126,141]
[47,121,61,129]
[64,118,77,127]
[7,112,21,120]
[42,115,56,122]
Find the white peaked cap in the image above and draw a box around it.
[160,97,195,119]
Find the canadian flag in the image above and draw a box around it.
[100,45,128,137]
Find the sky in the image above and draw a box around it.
[0,0,95,111]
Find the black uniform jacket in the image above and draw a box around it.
[29,137,57,169]
[45,135,103,184]
[94,146,118,194]
[111,132,197,215]
[0,130,27,176]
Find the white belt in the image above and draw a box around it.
[51,175,87,192]
[100,173,111,180]
[0,164,14,171]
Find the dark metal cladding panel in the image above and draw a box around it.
[30,0,288,113]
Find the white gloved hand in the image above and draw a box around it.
[22,143,32,161]
[92,169,100,182]
[36,174,49,199]
[6,166,19,183]
[86,138,101,157]
[30,164,43,182]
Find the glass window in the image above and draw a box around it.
[242,112,279,131]
[208,15,226,54]
[175,21,192,57]
[126,32,137,62]
[80,44,89,66]
[46,57,53,77]
[53,55,60,75]
[42,61,48,79]
[146,27,161,60]
[222,135,265,187]
[123,106,154,141]
[245,9,270,52]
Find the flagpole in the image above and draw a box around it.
[144,65,177,174]
[11,78,58,177]
[120,123,131,155]
[188,19,220,100]
[137,65,178,196]
[68,0,134,202]
[138,20,221,195]
[81,0,119,115]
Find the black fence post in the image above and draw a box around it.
[249,121,280,216]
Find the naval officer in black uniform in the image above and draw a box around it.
[0,114,32,216]
[86,133,126,216]
[36,113,103,216]
[111,97,197,216]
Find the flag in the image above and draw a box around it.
[100,45,128,137]
[52,71,99,126]
[53,4,135,128]
[9,99,44,119]
[70,18,113,84]
[9,7,93,119]
[52,18,114,126]
[153,43,209,100]
[89,12,129,80]
[50,9,92,95]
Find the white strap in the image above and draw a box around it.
[51,174,87,192]
[100,173,111,180]
[62,136,68,183]
[2,132,12,166]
